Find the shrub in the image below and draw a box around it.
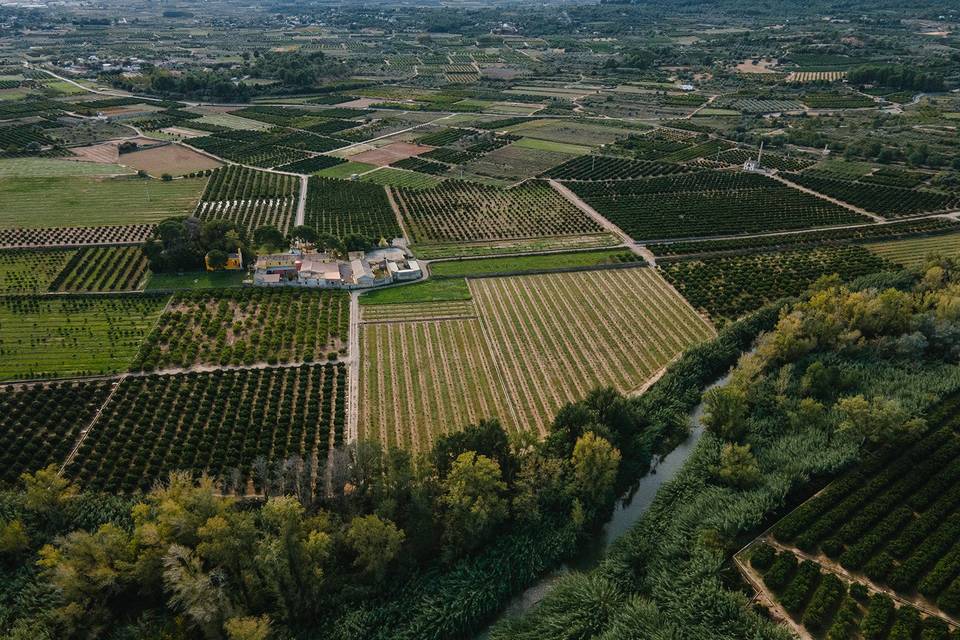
[801,573,844,633]
[780,560,821,615]
[750,543,776,571]
[764,552,798,592]
[860,593,894,640]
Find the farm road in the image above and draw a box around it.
[770,173,885,222]
[548,179,648,259]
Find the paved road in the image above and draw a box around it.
[295,175,308,226]
[346,292,361,443]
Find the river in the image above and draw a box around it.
[476,372,728,637]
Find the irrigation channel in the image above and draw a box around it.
[476,371,732,637]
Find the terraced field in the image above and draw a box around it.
[359,267,714,448]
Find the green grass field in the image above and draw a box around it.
[360,167,444,190]
[359,278,471,305]
[512,137,593,155]
[145,270,248,290]
[316,161,377,179]
[0,294,168,380]
[0,176,206,228]
[428,248,638,278]
[866,232,960,268]
[412,233,619,260]
[0,158,133,178]
[195,113,272,131]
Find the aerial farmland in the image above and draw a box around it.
[1,1,960,638]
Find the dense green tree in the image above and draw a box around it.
[837,395,925,445]
[440,452,507,559]
[702,386,749,441]
[432,419,513,479]
[571,432,621,516]
[345,514,405,579]
[715,443,761,489]
[224,616,272,640]
[253,225,287,252]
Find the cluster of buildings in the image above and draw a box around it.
[252,246,421,289]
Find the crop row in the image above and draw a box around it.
[784,172,958,217]
[195,165,298,234]
[360,268,714,447]
[64,364,346,493]
[716,148,816,171]
[394,179,600,244]
[0,248,74,294]
[303,177,402,241]
[572,172,864,240]
[189,131,315,168]
[420,147,480,165]
[660,245,892,321]
[0,224,155,249]
[48,246,149,292]
[0,294,168,381]
[200,165,298,202]
[274,155,346,174]
[544,155,690,180]
[0,379,113,486]
[750,544,953,639]
[649,217,960,257]
[772,413,960,614]
[132,288,348,371]
[417,128,472,146]
[391,156,449,175]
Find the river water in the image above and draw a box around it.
[476,373,726,636]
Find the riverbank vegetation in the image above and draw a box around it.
[489,258,960,639]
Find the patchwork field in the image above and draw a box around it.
[0,175,206,228]
[0,294,168,380]
[660,245,892,321]
[462,143,576,181]
[360,167,444,190]
[359,267,714,448]
[304,177,402,240]
[0,158,133,178]
[0,248,74,293]
[49,246,150,292]
[118,144,223,176]
[0,224,155,249]
[504,118,637,146]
